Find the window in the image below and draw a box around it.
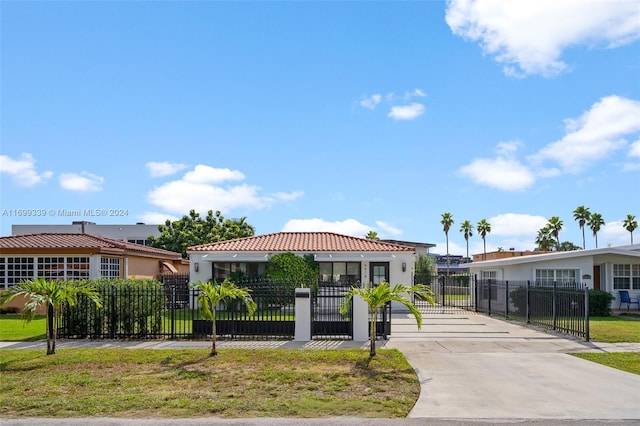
[127,239,150,246]
[37,257,66,280]
[319,262,361,285]
[101,257,121,278]
[0,256,90,289]
[0,257,35,289]
[212,262,267,280]
[535,269,577,286]
[613,263,640,290]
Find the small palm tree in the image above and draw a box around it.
[0,278,102,355]
[459,220,474,261]
[341,281,433,356]
[623,214,638,244]
[588,213,605,248]
[365,231,379,240]
[440,213,454,274]
[535,225,556,252]
[547,216,563,247]
[573,206,591,249]
[477,219,491,260]
[191,279,256,356]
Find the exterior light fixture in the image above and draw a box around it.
[194,262,199,272]
[402,262,406,272]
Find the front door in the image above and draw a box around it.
[593,265,601,290]
[370,262,389,286]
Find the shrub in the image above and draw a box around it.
[0,306,20,314]
[589,289,614,317]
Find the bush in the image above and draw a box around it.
[589,289,614,317]
[0,306,20,314]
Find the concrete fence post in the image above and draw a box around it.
[294,287,311,341]
[352,295,369,341]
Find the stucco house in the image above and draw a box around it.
[0,232,187,290]
[187,232,416,288]
[467,244,640,308]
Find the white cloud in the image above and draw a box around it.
[534,96,640,173]
[146,161,188,177]
[623,139,640,171]
[445,0,640,77]
[59,172,104,192]
[375,221,403,237]
[600,220,636,247]
[404,89,426,100]
[138,211,180,225]
[0,153,53,187]
[183,165,245,184]
[146,165,300,215]
[459,155,535,191]
[281,218,372,237]
[388,103,425,120]
[488,213,548,236]
[359,94,382,110]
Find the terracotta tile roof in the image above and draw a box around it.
[0,233,182,259]
[188,232,415,253]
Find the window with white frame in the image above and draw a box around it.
[100,257,121,278]
[613,263,640,290]
[0,257,35,289]
[481,270,497,281]
[37,257,66,280]
[535,269,577,286]
[66,257,90,279]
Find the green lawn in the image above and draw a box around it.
[571,352,640,375]
[588,316,640,343]
[0,314,47,341]
[0,348,419,418]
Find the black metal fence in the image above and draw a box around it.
[475,278,589,340]
[413,274,473,311]
[59,280,296,340]
[312,283,353,339]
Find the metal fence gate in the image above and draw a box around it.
[413,274,474,313]
[312,283,352,339]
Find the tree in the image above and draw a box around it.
[340,281,433,356]
[573,206,591,249]
[459,220,474,261]
[547,216,563,247]
[558,241,581,251]
[535,225,556,252]
[190,279,256,356]
[477,219,491,261]
[0,278,102,355]
[588,213,605,248]
[414,254,437,286]
[440,213,454,274]
[148,210,255,258]
[266,252,318,288]
[364,231,379,240]
[623,214,638,244]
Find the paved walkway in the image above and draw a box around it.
[1,309,640,425]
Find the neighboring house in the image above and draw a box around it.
[187,232,416,287]
[467,244,640,308]
[0,232,187,287]
[436,255,470,275]
[381,239,435,257]
[12,221,160,246]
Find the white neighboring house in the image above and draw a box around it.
[467,244,640,308]
[187,232,416,310]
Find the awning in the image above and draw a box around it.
[161,261,178,273]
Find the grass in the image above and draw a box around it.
[588,316,640,343]
[571,352,640,375]
[0,348,419,419]
[0,314,47,341]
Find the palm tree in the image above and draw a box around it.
[572,206,591,249]
[623,214,638,244]
[191,279,256,356]
[547,216,563,247]
[459,220,474,261]
[440,213,454,274]
[588,213,605,248]
[340,281,433,356]
[535,225,556,252]
[0,278,102,355]
[477,219,491,260]
[365,231,379,240]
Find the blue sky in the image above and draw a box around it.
[1,0,639,256]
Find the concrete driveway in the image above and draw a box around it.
[385,309,640,420]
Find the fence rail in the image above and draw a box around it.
[474,278,589,340]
